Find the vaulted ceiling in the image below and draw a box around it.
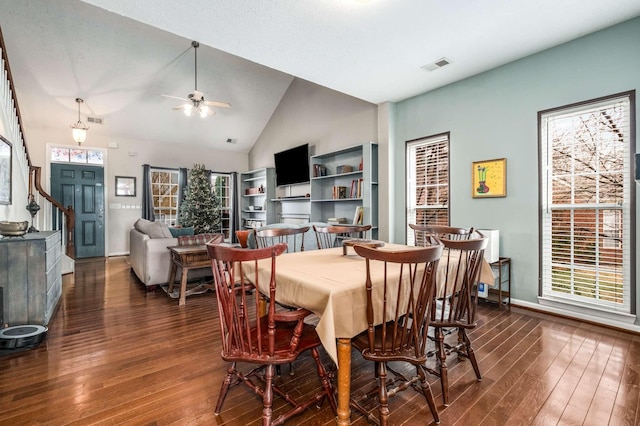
[1,0,639,152]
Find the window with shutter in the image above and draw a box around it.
[406,133,450,245]
[539,92,635,316]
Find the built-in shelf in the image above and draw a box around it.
[310,142,378,239]
[271,197,311,202]
[240,168,276,230]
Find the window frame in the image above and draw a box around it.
[405,132,450,245]
[538,90,636,317]
[210,172,233,240]
[150,167,180,226]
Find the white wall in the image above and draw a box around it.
[0,59,30,224]
[25,126,248,255]
[249,78,378,195]
[392,17,640,324]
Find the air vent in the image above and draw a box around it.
[421,57,452,72]
[226,138,237,144]
[87,117,104,124]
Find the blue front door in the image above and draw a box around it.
[51,163,105,258]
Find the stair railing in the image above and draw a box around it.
[1,26,75,258]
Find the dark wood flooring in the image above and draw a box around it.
[1,256,639,425]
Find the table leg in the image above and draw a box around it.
[179,267,188,306]
[167,262,178,293]
[258,293,267,317]
[336,337,351,425]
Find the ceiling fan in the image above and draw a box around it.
[162,41,231,118]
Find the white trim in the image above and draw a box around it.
[512,298,639,332]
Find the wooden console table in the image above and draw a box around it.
[167,245,212,306]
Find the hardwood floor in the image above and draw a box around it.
[1,256,638,425]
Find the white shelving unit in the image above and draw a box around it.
[310,143,378,239]
[240,168,276,229]
[271,197,311,224]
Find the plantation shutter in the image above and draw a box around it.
[406,134,449,245]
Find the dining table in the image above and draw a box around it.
[242,243,494,425]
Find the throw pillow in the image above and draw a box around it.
[135,218,173,238]
[133,218,152,233]
[169,227,195,237]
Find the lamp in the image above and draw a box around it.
[70,98,89,145]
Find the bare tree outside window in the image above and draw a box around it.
[540,94,633,313]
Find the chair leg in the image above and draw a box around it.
[435,327,449,406]
[418,366,440,424]
[462,329,481,381]
[378,362,389,426]
[215,362,235,415]
[311,347,337,413]
[262,364,275,426]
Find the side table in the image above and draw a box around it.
[167,245,212,306]
[488,257,511,310]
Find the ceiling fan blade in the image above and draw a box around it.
[172,105,188,110]
[203,100,231,108]
[161,94,189,102]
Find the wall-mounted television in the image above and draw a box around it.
[274,143,310,186]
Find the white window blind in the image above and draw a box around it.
[406,134,449,245]
[540,94,633,314]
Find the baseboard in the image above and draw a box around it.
[511,298,640,335]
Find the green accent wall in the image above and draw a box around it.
[392,17,640,314]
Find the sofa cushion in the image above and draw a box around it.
[134,218,173,238]
[169,226,195,237]
[178,233,224,246]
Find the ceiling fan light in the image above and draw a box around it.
[199,105,209,118]
[183,103,193,116]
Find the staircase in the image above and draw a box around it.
[0,26,75,271]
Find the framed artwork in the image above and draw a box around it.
[472,158,506,198]
[115,176,136,197]
[0,136,12,205]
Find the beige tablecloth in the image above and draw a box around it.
[243,244,494,364]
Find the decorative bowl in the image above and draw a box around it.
[0,221,29,237]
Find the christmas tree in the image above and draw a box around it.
[178,163,221,234]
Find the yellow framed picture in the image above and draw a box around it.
[472,158,506,198]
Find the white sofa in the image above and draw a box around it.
[129,219,218,289]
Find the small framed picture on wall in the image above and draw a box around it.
[472,158,506,198]
[115,176,136,197]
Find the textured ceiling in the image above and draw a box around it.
[83,0,640,103]
[1,0,639,152]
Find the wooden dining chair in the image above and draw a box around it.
[313,224,372,249]
[254,226,311,375]
[351,243,443,426]
[409,224,474,247]
[426,233,487,406]
[206,242,337,425]
[254,226,310,252]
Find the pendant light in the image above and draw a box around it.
[70,98,89,145]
